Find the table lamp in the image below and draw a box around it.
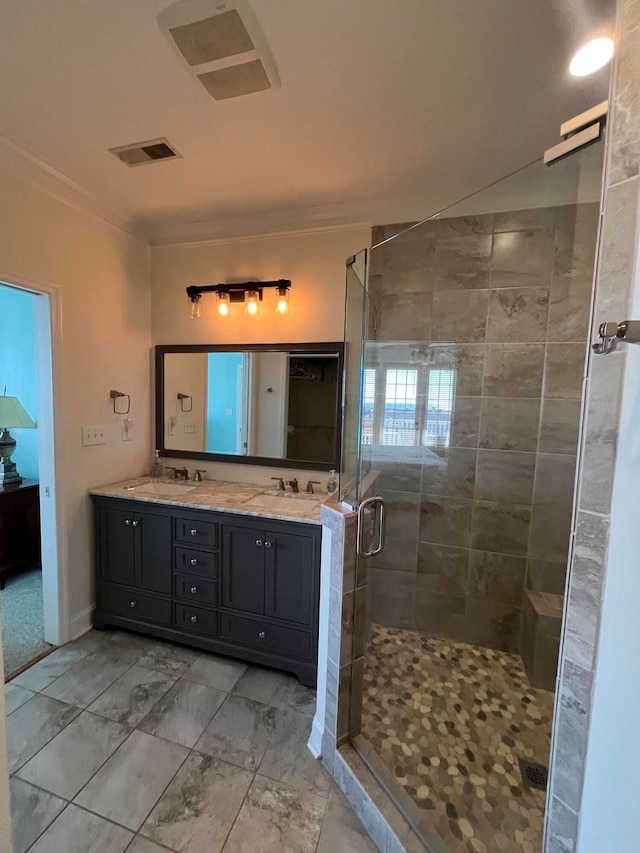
[0,389,37,485]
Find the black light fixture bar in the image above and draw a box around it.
[186,279,291,303]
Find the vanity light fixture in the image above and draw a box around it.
[186,280,291,318]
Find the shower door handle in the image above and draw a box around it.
[357,496,386,558]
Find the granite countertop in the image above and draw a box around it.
[89,476,334,525]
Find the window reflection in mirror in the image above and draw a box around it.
[157,344,343,470]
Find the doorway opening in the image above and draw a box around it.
[0,280,61,680]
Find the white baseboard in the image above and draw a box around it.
[70,605,95,641]
[307,715,324,759]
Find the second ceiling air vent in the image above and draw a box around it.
[157,0,280,101]
[109,138,181,167]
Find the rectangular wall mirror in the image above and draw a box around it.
[155,343,344,471]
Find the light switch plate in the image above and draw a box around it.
[184,420,197,434]
[82,425,106,446]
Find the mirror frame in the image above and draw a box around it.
[155,342,344,471]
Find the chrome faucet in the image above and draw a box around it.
[271,477,285,492]
[193,469,206,482]
[285,478,299,493]
[306,480,321,494]
[175,467,189,480]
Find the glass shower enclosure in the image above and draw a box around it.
[341,140,605,852]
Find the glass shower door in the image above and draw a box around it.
[348,139,606,852]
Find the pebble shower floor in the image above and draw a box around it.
[357,625,555,853]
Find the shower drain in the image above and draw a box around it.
[519,759,549,791]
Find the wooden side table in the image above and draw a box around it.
[0,480,41,589]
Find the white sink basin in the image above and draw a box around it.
[244,494,321,511]
[127,482,196,497]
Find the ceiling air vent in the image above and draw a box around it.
[109,138,181,167]
[158,0,280,101]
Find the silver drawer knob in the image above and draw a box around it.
[132,520,139,527]
[125,519,132,526]
[130,600,137,608]
[190,586,198,594]
[190,528,198,536]
[255,539,263,547]
[264,541,272,549]
[190,558,197,565]
[258,631,266,639]
[190,615,198,623]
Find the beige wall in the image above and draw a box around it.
[0,164,152,637]
[151,226,369,483]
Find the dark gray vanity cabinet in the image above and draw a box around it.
[92,495,321,686]
[98,503,172,595]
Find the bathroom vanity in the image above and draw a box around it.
[91,478,324,686]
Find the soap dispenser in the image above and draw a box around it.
[151,449,163,477]
[327,469,337,494]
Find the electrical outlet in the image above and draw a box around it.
[82,425,106,446]
[184,420,197,434]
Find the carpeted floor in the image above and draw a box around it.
[1,568,52,679]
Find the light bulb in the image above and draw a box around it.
[188,298,202,319]
[217,292,230,317]
[275,285,289,315]
[570,37,614,77]
[246,290,259,315]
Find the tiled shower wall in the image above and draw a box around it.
[365,203,598,653]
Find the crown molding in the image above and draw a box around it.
[0,136,147,241]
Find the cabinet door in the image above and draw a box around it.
[221,525,265,615]
[99,507,135,586]
[134,511,172,595]
[264,531,315,626]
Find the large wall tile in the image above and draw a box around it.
[486,287,549,342]
[539,398,581,454]
[419,495,473,547]
[471,501,531,555]
[609,0,640,184]
[368,569,417,630]
[494,207,568,233]
[526,559,568,595]
[370,231,437,293]
[453,345,486,395]
[465,598,521,652]
[551,659,592,813]
[432,232,492,290]
[475,449,536,503]
[544,343,586,399]
[528,505,573,563]
[547,281,592,343]
[533,453,577,507]
[378,490,421,540]
[414,588,466,637]
[431,290,489,342]
[491,229,556,288]
[416,542,470,596]
[480,396,541,451]
[468,550,526,606]
[421,447,477,497]
[483,344,545,397]
[376,291,432,341]
[450,396,481,448]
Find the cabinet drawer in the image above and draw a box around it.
[219,613,311,660]
[175,517,217,549]
[174,547,218,578]
[101,583,171,625]
[174,573,218,606]
[174,603,218,637]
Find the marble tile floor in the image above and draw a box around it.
[5,628,378,853]
[358,625,555,853]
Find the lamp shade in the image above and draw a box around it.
[0,395,36,429]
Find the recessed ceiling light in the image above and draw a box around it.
[569,37,614,77]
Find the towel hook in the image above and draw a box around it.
[177,392,193,413]
[110,390,130,415]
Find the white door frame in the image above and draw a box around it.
[0,268,69,646]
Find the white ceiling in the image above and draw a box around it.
[0,0,615,243]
